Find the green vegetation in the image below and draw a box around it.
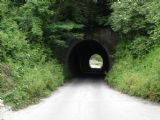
[1,0,160,110]
[0,1,64,110]
[0,0,113,110]
[90,54,103,62]
[106,0,160,102]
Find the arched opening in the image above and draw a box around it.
[67,40,110,77]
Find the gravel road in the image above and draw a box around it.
[3,78,160,120]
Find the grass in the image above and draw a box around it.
[106,46,160,102]
[0,60,64,110]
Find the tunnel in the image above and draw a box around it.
[66,40,111,77]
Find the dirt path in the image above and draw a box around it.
[3,78,160,120]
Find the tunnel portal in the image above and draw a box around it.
[67,40,111,77]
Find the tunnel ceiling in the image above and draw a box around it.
[67,40,110,77]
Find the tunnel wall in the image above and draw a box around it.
[85,27,119,54]
[64,27,119,78]
[66,40,111,77]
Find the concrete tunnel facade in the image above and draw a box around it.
[65,28,118,77]
[66,40,111,76]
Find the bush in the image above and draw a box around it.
[109,0,149,34]
[109,0,160,58]
[128,36,159,58]
[106,43,160,102]
[3,60,64,110]
[0,18,28,62]
[0,1,64,110]
[0,76,15,98]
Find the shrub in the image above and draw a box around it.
[128,36,159,58]
[106,44,160,102]
[3,60,64,110]
[0,1,64,110]
[0,18,28,62]
[109,0,160,58]
[109,0,149,34]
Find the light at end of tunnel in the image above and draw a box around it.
[89,54,103,69]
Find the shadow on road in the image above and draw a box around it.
[70,74,105,81]
[68,74,106,87]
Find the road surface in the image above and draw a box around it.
[3,78,160,120]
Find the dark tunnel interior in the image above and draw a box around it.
[67,40,111,77]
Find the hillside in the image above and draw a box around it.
[106,0,160,102]
[0,0,160,110]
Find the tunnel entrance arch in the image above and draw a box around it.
[66,40,111,77]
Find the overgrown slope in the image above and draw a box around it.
[0,0,113,110]
[106,0,160,102]
[0,1,64,110]
[107,44,160,101]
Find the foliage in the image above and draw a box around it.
[109,0,160,58]
[0,0,115,110]
[106,44,160,101]
[47,21,84,48]
[0,19,28,62]
[0,1,64,110]
[3,60,64,110]
[109,0,149,34]
[55,0,113,25]
[128,36,158,58]
[107,0,160,102]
